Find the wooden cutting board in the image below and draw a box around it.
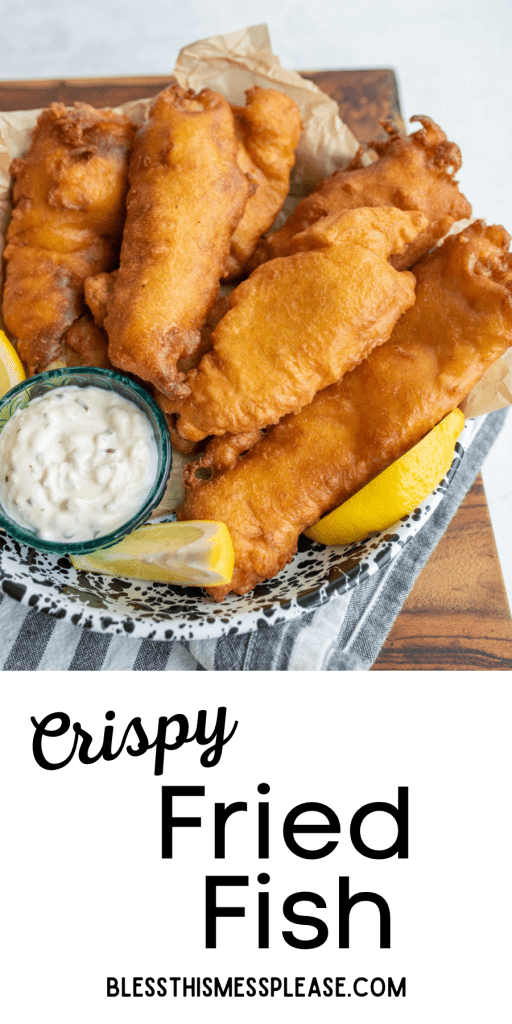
[0,70,510,670]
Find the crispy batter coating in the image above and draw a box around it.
[173,207,426,441]
[183,429,263,482]
[84,270,117,327]
[44,314,111,371]
[155,291,232,456]
[64,314,111,366]
[179,222,512,599]
[2,102,135,374]
[250,116,471,272]
[43,314,111,371]
[222,86,302,281]
[105,85,250,398]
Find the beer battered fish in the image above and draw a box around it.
[156,291,232,457]
[45,314,112,371]
[174,206,427,442]
[250,116,471,272]
[223,86,302,280]
[105,85,250,398]
[84,270,117,328]
[179,222,512,599]
[2,102,135,374]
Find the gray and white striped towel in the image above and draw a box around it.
[0,409,507,671]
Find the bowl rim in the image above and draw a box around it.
[0,417,479,641]
[0,365,172,554]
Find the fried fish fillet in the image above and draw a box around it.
[179,222,512,599]
[2,102,135,374]
[222,86,302,280]
[44,314,112,371]
[105,85,250,398]
[155,291,232,456]
[250,116,471,272]
[173,207,427,442]
[84,270,117,328]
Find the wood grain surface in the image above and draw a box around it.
[0,68,406,138]
[374,475,512,670]
[0,70,509,670]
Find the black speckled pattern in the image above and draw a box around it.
[0,421,475,641]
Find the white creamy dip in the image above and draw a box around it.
[0,385,159,543]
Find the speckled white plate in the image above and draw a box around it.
[0,419,478,641]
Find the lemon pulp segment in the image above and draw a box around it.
[0,330,26,398]
[306,408,465,546]
[71,521,234,586]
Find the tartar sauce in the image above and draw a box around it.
[0,385,159,543]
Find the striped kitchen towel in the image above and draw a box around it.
[0,409,507,671]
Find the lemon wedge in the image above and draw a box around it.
[0,329,26,398]
[306,409,465,546]
[71,521,234,587]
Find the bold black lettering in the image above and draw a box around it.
[214,802,247,858]
[205,876,249,948]
[125,717,151,758]
[72,722,105,765]
[389,977,406,997]
[282,891,328,949]
[258,783,270,858]
[31,713,78,770]
[283,802,340,859]
[214,977,234,997]
[161,786,204,858]
[350,787,408,859]
[338,876,391,948]
[75,717,141,766]
[106,978,119,997]
[151,715,190,776]
[354,977,368,997]
[195,708,238,768]
[258,885,270,948]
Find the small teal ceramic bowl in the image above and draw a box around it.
[0,366,172,555]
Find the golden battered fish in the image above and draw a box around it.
[173,206,427,442]
[179,222,512,599]
[2,102,135,374]
[223,86,302,280]
[105,85,250,398]
[155,291,231,456]
[84,270,117,328]
[250,116,472,272]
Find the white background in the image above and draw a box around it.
[0,0,510,607]
[1,7,511,1008]
[2,673,511,1021]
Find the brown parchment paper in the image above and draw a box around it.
[0,22,510,418]
[173,23,360,192]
